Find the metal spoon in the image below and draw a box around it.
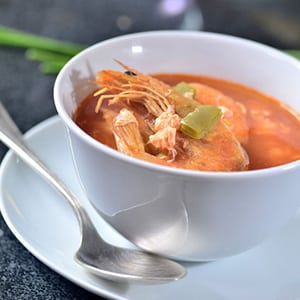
[0,102,186,283]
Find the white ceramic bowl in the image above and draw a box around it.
[54,31,300,261]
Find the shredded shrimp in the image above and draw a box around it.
[94,61,249,171]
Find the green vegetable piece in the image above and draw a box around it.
[173,82,196,99]
[180,105,222,139]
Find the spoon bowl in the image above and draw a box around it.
[0,102,186,283]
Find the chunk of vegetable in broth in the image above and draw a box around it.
[180,105,222,139]
[173,82,196,99]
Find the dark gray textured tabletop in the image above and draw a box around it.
[0,0,299,299]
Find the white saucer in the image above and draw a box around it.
[1,116,300,300]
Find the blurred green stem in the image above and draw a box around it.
[39,61,68,74]
[0,25,85,56]
[25,48,71,63]
[284,49,300,60]
[1,25,300,75]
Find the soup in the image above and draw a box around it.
[73,63,300,171]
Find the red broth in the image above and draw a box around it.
[74,73,300,170]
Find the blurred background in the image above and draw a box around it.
[0,0,299,137]
[0,0,299,299]
[1,0,300,47]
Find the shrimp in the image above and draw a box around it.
[112,108,173,167]
[94,62,249,171]
[189,83,249,145]
[94,60,173,117]
[95,61,181,160]
[112,108,248,171]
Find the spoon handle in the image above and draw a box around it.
[0,102,85,228]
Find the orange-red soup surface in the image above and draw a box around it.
[74,74,300,171]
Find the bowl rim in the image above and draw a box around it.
[54,30,300,179]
